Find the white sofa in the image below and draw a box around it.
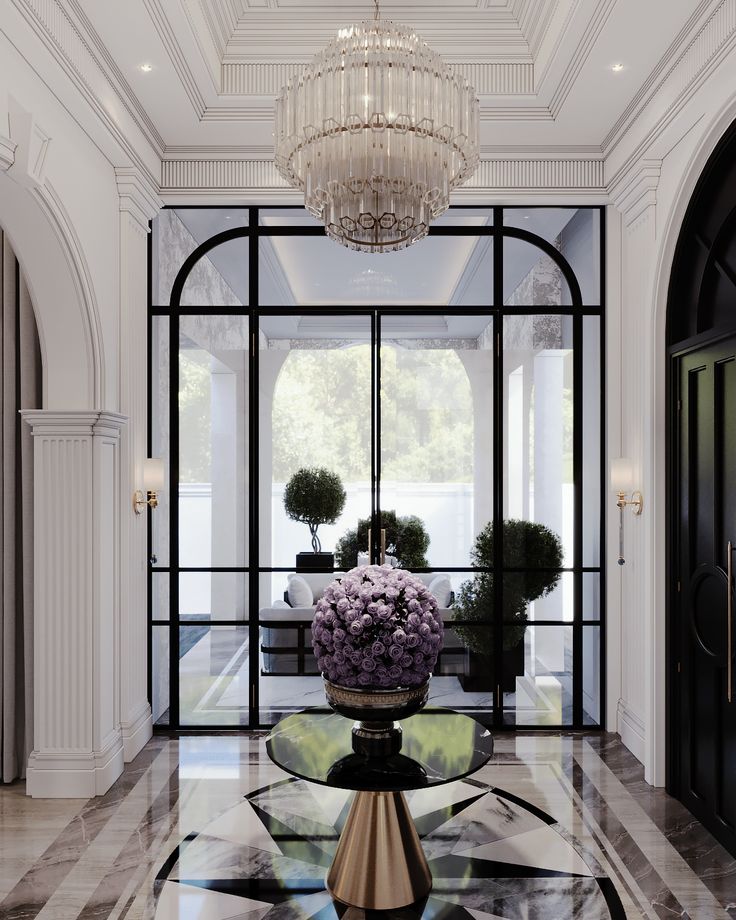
[259,570,463,676]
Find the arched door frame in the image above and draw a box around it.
[648,97,736,788]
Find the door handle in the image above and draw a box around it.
[729,541,734,704]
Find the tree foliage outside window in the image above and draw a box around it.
[272,344,474,483]
[179,350,212,483]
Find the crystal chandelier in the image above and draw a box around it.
[274,2,480,253]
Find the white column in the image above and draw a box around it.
[22,411,126,798]
[115,169,162,761]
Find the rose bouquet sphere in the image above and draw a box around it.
[311,564,444,689]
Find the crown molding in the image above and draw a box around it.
[163,143,604,161]
[161,156,605,195]
[115,167,164,230]
[14,0,165,158]
[8,0,161,186]
[143,0,207,119]
[220,60,536,96]
[548,0,616,118]
[0,135,17,172]
[602,0,731,157]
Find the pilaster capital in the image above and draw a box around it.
[22,409,127,438]
[115,167,163,231]
[608,158,662,226]
[0,135,16,172]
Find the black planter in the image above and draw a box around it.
[459,640,525,693]
[296,551,334,571]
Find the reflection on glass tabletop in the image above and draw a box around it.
[266,707,493,792]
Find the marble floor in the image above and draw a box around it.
[1,731,734,919]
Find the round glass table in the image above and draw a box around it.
[266,707,493,910]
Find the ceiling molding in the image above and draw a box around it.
[143,0,207,118]
[603,0,733,157]
[10,0,165,164]
[161,156,605,194]
[219,60,536,96]
[547,0,616,118]
[161,143,604,160]
[64,0,166,151]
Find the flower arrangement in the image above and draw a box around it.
[312,564,444,689]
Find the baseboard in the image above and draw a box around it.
[26,732,124,798]
[617,699,646,765]
[121,703,153,762]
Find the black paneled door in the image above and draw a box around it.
[675,335,736,853]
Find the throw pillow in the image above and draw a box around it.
[428,574,453,608]
[287,574,313,608]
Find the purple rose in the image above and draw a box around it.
[357,671,372,686]
[392,628,407,645]
[361,613,373,628]
[333,627,346,643]
[388,645,403,661]
[407,612,421,626]
[419,623,432,637]
[388,664,402,681]
[350,651,363,666]
[400,654,413,668]
[345,610,359,624]
[371,640,386,657]
[405,633,421,648]
[361,657,377,672]
[348,621,363,636]
[413,652,425,667]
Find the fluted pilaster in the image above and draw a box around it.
[22,410,126,797]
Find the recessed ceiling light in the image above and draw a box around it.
[139,63,154,73]
[611,63,624,72]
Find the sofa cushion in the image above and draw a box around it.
[286,574,313,607]
[286,571,346,605]
[428,574,453,608]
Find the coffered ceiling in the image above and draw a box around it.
[65,0,722,176]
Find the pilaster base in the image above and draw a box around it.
[121,703,153,762]
[26,732,124,798]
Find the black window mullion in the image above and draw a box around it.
[493,208,504,728]
[573,312,584,725]
[249,208,260,728]
[169,308,180,729]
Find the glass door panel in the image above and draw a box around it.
[176,314,249,727]
[258,314,373,724]
[379,313,494,715]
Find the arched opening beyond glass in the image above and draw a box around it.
[148,206,605,731]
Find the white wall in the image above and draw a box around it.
[0,0,161,795]
[606,12,736,783]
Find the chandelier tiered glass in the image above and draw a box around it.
[274,5,480,253]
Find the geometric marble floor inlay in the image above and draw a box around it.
[155,776,626,919]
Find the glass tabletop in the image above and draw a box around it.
[266,707,493,792]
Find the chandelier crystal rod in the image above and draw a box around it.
[274,5,480,253]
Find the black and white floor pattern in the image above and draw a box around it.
[155,776,626,919]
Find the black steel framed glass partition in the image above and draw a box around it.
[148,205,605,731]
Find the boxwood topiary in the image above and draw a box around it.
[283,467,346,553]
[453,519,563,653]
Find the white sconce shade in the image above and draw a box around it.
[143,458,165,493]
[610,457,634,493]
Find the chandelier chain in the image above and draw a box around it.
[374,0,380,21]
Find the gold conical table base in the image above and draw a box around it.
[326,790,432,910]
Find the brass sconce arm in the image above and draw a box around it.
[133,489,159,514]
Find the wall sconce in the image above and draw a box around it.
[611,457,643,565]
[134,458,165,514]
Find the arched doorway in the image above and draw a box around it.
[667,118,736,855]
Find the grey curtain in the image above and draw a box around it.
[0,230,40,782]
